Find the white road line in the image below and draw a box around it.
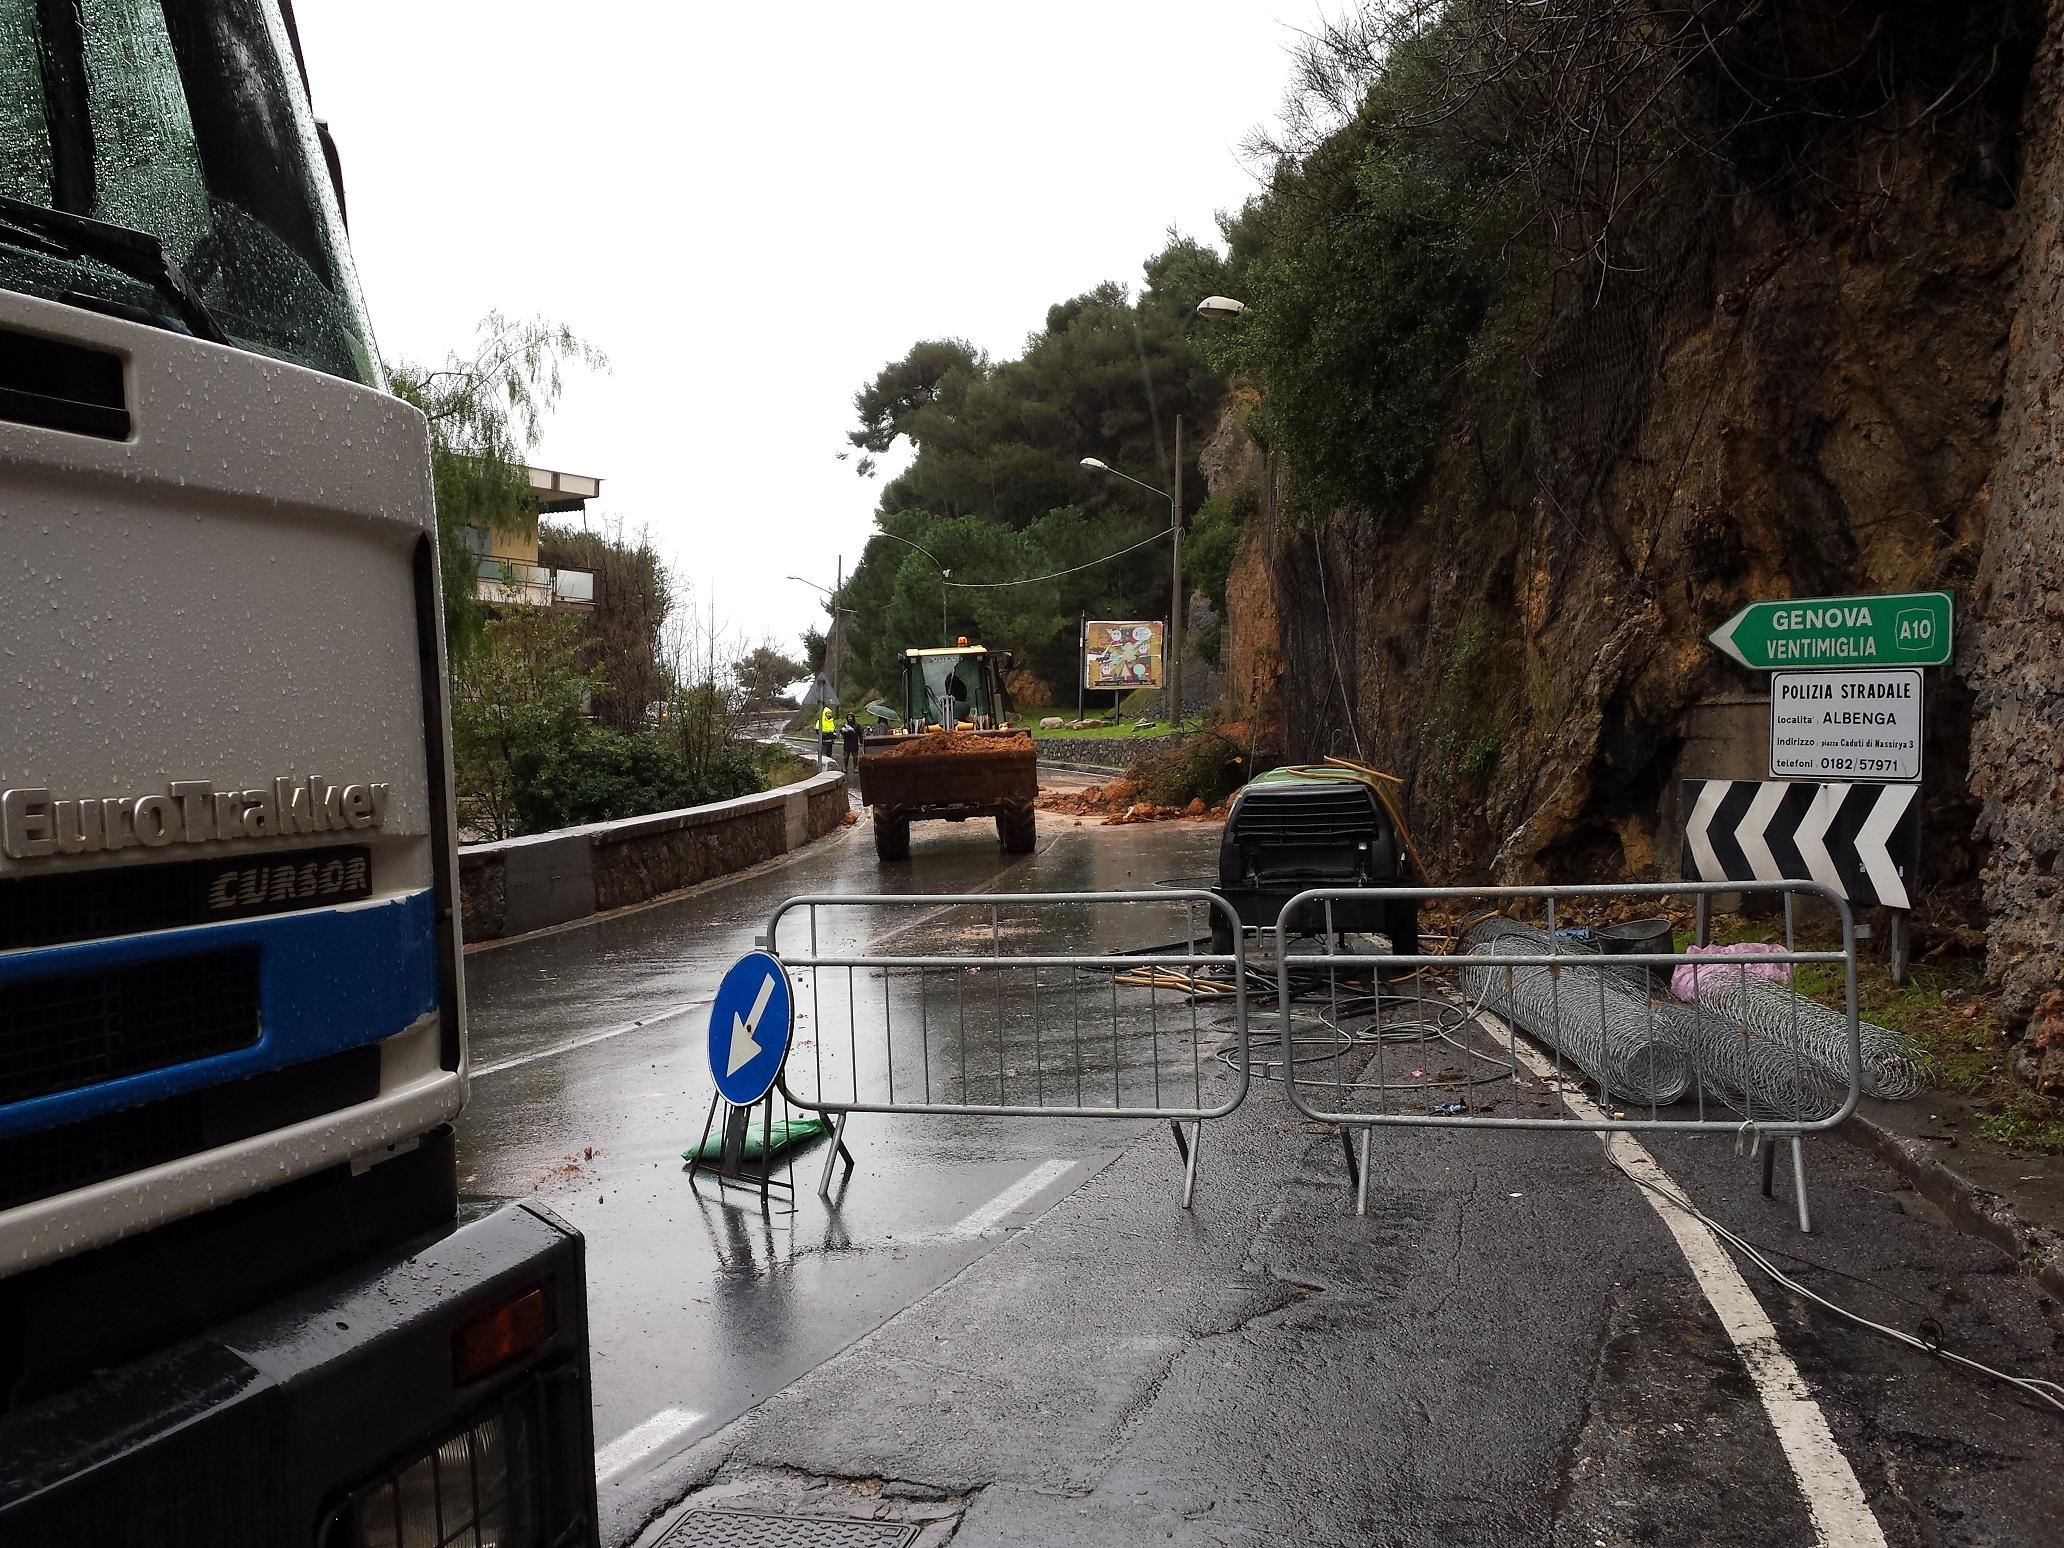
[476,823,1076,1077]
[1490,1020,1889,1548]
[594,1406,703,1482]
[472,997,712,1078]
[948,1158,1076,1238]
[863,827,1080,949]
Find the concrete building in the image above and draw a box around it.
[466,466,602,610]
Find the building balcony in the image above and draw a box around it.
[476,558,596,609]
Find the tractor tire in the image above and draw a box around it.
[873,812,911,862]
[997,805,1037,854]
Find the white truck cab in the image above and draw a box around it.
[0,6,598,1543]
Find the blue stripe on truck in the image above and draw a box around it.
[0,890,439,1140]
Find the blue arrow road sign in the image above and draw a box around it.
[708,949,793,1106]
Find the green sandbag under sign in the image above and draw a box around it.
[683,1115,832,1164]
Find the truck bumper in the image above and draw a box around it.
[1215,882,1390,933]
[0,1202,598,1548]
[1215,884,1420,957]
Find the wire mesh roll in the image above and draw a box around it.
[1467,917,1842,1121]
[1694,976,1925,1101]
[1458,923,1691,1107]
[1648,998,1844,1122]
[1470,915,1926,1108]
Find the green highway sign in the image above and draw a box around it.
[1709,591,1953,670]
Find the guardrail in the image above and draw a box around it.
[763,890,1248,1207]
[1271,880,1862,1231]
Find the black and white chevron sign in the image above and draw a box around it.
[1680,779,1920,909]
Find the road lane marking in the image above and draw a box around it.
[1602,1131,1887,1547]
[477,818,1077,1078]
[1490,1021,1888,1548]
[594,1406,703,1482]
[948,1158,1076,1238]
[478,824,1082,1062]
[472,997,713,1077]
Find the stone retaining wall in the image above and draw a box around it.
[1033,734,1187,772]
[459,771,848,943]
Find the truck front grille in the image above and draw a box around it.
[1,949,259,1106]
[1231,788,1380,845]
[0,843,372,951]
[0,1045,378,1211]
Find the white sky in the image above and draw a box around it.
[291,1,1323,656]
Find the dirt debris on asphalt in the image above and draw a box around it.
[1035,779,1225,824]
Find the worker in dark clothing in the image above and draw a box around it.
[841,715,861,770]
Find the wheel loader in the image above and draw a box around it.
[856,642,1039,861]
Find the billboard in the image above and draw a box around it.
[1083,620,1164,690]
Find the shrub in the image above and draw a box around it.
[1131,734,1248,809]
[516,727,701,831]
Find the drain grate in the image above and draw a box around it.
[654,1508,921,1548]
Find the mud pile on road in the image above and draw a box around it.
[1037,778,1225,825]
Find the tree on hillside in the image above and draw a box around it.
[847,339,984,481]
[389,312,606,655]
[836,234,1228,690]
[449,605,598,840]
[539,517,669,731]
[847,247,1225,528]
[734,644,807,706]
[658,588,759,796]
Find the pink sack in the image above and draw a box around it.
[1672,941,1791,1003]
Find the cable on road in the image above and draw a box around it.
[1108,927,2064,1424]
[1115,949,1519,1093]
[1610,1153,2064,1420]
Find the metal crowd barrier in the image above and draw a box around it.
[1271,881,1862,1232]
[763,889,1248,1207]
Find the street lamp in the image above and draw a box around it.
[1194,295,1247,318]
[1080,452,1184,728]
[1078,457,1175,513]
[873,532,952,643]
[788,570,854,736]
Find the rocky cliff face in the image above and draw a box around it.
[1202,406,1282,749]
[1210,6,2060,1073]
[1970,12,2064,1092]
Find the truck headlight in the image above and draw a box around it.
[335,1402,536,1548]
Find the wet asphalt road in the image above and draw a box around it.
[459,799,1213,1484]
[460,806,2064,1548]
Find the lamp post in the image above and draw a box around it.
[787,567,852,745]
[872,531,952,643]
[1069,298,1246,729]
[1081,420,1184,729]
